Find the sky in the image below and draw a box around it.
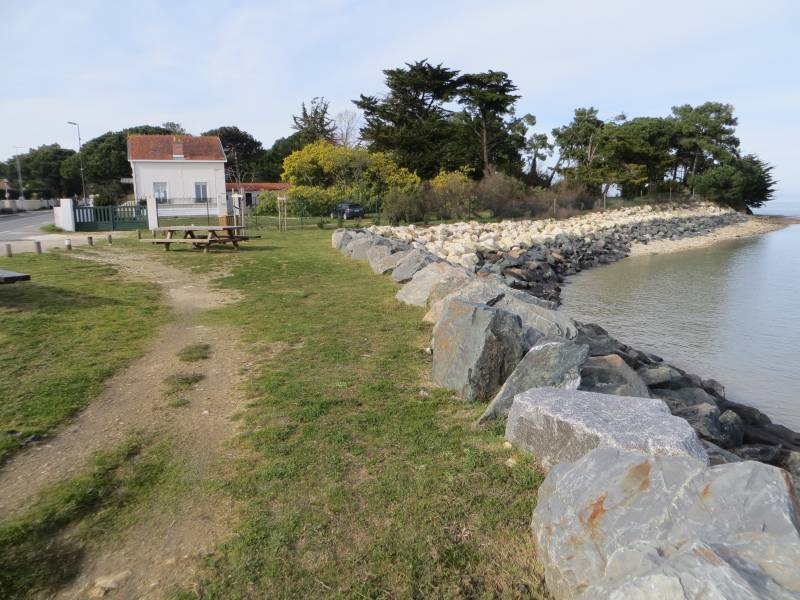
[2,0,799,194]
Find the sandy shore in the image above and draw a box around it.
[628,215,796,257]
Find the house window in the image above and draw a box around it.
[195,182,208,203]
[153,182,168,204]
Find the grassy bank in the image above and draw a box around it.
[0,436,173,599]
[146,229,547,597]
[0,253,163,461]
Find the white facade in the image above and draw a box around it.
[130,160,226,203]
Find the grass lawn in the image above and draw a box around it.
[156,228,548,598]
[0,253,164,462]
[1,230,547,597]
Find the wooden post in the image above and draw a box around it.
[4,243,11,258]
[106,234,113,245]
[34,241,42,254]
[65,239,72,251]
[87,236,94,246]
[137,229,142,239]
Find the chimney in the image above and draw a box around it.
[172,138,184,159]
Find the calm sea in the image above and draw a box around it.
[561,195,800,429]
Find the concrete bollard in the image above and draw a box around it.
[34,241,42,254]
[107,234,113,245]
[4,243,11,258]
[65,239,72,251]
[87,236,94,246]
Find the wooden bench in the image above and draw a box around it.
[0,269,31,284]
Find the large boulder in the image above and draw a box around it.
[578,354,651,398]
[505,388,707,471]
[654,386,719,409]
[371,249,409,275]
[425,278,578,339]
[365,244,390,272]
[391,249,436,283]
[478,339,588,424]
[533,447,800,599]
[331,228,351,249]
[431,299,526,402]
[638,363,686,388]
[350,235,390,261]
[396,262,471,307]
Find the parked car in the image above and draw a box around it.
[330,202,366,220]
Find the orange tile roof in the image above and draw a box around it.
[127,134,226,161]
[226,182,291,191]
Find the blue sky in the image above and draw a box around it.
[3,0,799,194]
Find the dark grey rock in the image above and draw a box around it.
[478,339,588,424]
[431,299,526,402]
[505,388,707,471]
[703,440,743,465]
[732,444,782,464]
[719,409,745,448]
[578,354,651,398]
[638,363,686,387]
[654,387,718,409]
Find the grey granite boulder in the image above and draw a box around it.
[425,278,578,339]
[366,244,390,271]
[391,249,436,283]
[371,249,409,275]
[331,229,351,249]
[578,353,650,397]
[533,447,800,599]
[350,235,391,261]
[506,388,707,470]
[478,339,588,424]
[396,262,471,307]
[431,299,526,402]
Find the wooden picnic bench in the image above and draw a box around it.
[140,225,259,252]
[0,269,31,284]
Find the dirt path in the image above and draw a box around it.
[0,248,250,599]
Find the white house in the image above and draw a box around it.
[127,134,227,204]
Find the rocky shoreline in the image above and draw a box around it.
[375,202,749,304]
[333,215,800,599]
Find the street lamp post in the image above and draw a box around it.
[68,121,87,202]
[12,146,25,210]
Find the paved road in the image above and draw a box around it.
[0,210,54,240]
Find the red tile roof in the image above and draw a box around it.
[127,135,226,161]
[226,182,291,191]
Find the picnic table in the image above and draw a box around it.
[140,225,256,252]
[0,269,31,284]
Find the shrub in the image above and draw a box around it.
[475,170,534,218]
[382,185,426,225]
[429,167,475,220]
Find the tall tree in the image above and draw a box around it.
[334,109,362,148]
[3,144,78,198]
[59,124,171,201]
[671,102,739,182]
[355,60,461,178]
[456,70,521,172]
[161,121,187,134]
[292,97,336,144]
[201,126,264,183]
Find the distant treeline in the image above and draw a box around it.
[2,60,774,211]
